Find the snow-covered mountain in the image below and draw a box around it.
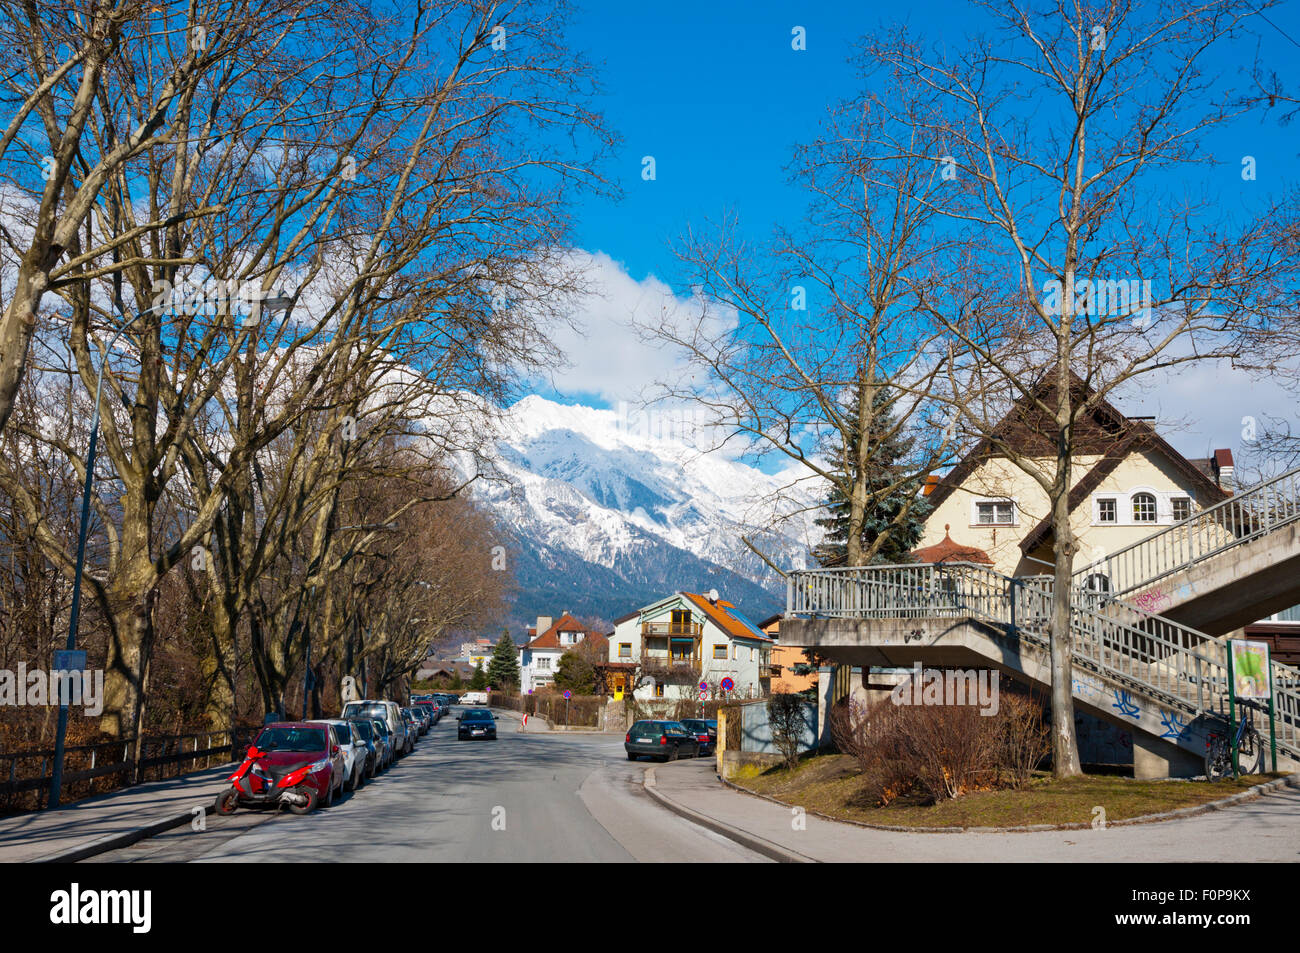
[474,395,813,631]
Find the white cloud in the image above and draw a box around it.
[532,250,729,407]
[1116,358,1299,464]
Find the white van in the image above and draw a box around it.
[459,691,488,706]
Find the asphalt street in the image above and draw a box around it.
[91,710,768,863]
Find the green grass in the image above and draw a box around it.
[733,754,1280,828]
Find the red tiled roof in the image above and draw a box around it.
[526,613,596,650]
[911,526,994,565]
[681,592,773,642]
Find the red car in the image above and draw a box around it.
[216,722,346,815]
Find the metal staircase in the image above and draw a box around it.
[787,561,1300,764]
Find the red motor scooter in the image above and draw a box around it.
[214,744,323,816]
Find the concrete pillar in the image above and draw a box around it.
[817,665,835,748]
[848,666,869,709]
[1132,732,1204,779]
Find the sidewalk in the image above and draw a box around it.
[645,759,1300,863]
[0,764,234,863]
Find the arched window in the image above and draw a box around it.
[1132,492,1157,523]
[1084,573,1111,594]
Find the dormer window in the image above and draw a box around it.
[1132,492,1157,523]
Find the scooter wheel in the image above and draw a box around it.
[215,789,239,816]
[287,786,318,816]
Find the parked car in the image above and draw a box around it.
[679,718,717,756]
[624,720,701,762]
[249,721,345,808]
[400,708,421,742]
[414,706,433,732]
[369,717,394,769]
[341,699,411,757]
[416,702,440,725]
[309,719,369,790]
[348,718,382,778]
[459,691,488,705]
[457,708,498,740]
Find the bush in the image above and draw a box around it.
[829,680,1046,805]
[767,692,807,771]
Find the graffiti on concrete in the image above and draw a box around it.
[1159,709,1190,740]
[1111,689,1141,720]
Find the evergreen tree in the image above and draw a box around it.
[450,668,464,689]
[469,661,488,691]
[813,383,931,567]
[553,651,596,695]
[486,630,520,689]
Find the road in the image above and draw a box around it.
[92,710,767,863]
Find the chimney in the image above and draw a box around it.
[1213,449,1235,491]
[536,615,553,635]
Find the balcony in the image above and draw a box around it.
[759,664,781,679]
[638,652,701,673]
[641,620,703,638]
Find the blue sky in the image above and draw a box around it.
[531,0,1300,461]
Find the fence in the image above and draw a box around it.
[719,698,818,755]
[0,729,248,813]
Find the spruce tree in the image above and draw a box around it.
[486,630,520,689]
[813,383,931,567]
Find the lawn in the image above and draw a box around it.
[731,754,1280,829]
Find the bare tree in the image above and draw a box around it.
[641,72,961,567]
[0,0,610,740]
[864,0,1300,775]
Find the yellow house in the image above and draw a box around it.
[917,377,1234,581]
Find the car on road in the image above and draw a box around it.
[624,720,701,762]
[348,718,382,778]
[369,718,394,769]
[678,718,717,756]
[401,707,422,741]
[459,691,488,705]
[342,699,411,757]
[251,721,346,809]
[309,719,369,790]
[457,708,498,740]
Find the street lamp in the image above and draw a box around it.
[48,294,292,808]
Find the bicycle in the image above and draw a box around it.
[1204,697,1265,780]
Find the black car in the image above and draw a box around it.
[679,718,717,755]
[625,720,701,762]
[457,708,498,740]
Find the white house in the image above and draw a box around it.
[607,591,773,701]
[518,613,599,693]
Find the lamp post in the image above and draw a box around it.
[48,294,292,808]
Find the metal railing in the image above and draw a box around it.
[640,621,703,637]
[786,561,1300,760]
[1072,465,1300,597]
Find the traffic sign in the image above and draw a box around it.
[699,681,708,691]
[53,650,86,672]
[563,690,572,699]
[720,677,734,692]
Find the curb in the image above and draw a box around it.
[36,801,215,863]
[719,771,1300,835]
[642,766,817,863]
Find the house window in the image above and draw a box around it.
[670,609,692,634]
[618,642,631,658]
[1097,498,1116,523]
[975,500,1015,525]
[713,644,727,659]
[1133,492,1157,523]
[654,683,665,698]
[538,657,551,670]
[1172,497,1191,522]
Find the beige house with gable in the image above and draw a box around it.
[916,376,1235,583]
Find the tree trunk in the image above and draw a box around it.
[100,585,156,738]
[1048,382,1083,778]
